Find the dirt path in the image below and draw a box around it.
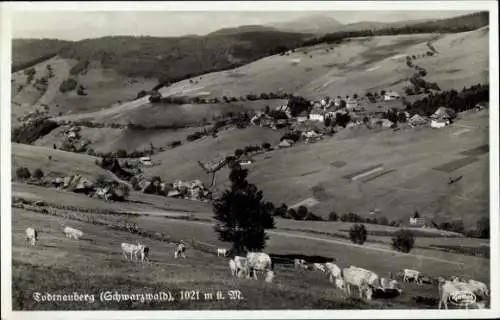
[135,214,465,266]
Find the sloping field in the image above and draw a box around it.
[12,206,489,310]
[11,57,157,125]
[144,125,285,181]
[11,143,113,180]
[143,109,489,227]
[34,125,208,153]
[118,29,486,102]
[54,98,287,127]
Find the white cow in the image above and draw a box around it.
[25,227,38,246]
[325,262,342,283]
[229,258,238,276]
[380,277,403,294]
[348,266,381,288]
[468,279,489,298]
[121,242,141,261]
[217,248,228,257]
[234,256,250,279]
[403,269,422,285]
[438,278,463,310]
[64,226,84,240]
[246,252,273,281]
[342,266,374,301]
[294,259,308,269]
[174,242,186,259]
[313,263,327,273]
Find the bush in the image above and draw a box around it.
[274,203,288,217]
[476,217,489,239]
[59,78,78,93]
[295,206,309,220]
[15,167,32,181]
[391,229,415,253]
[169,140,182,148]
[234,149,244,157]
[261,142,272,150]
[328,212,338,221]
[12,119,59,144]
[304,212,323,221]
[33,168,44,179]
[349,224,367,245]
[115,149,127,158]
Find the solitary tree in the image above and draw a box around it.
[213,165,275,254]
[328,211,338,221]
[392,229,415,253]
[476,217,489,238]
[349,224,368,245]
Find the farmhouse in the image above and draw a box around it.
[431,107,456,121]
[346,97,358,110]
[384,91,401,101]
[296,111,309,123]
[409,114,428,127]
[309,107,325,122]
[139,157,153,166]
[430,119,450,128]
[278,139,294,148]
[238,155,255,166]
[409,217,428,227]
[333,98,342,107]
[276,105,292,118]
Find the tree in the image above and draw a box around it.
[476,217,489,238]
[274,203,288,217]
[380,90,386,96]
[378,216,389,226]
[213,166,275,254]
[296,206,308,220]
[116,149,127,158]
[16,167,31,180]
[413,211,420,218]
[349,224,367,245]
[261,142,272,150]
[328,211,338,221]
[234,149,244,157]
[391,229,415,253]
[33,168,44,179]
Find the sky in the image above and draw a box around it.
[11,10,479,41]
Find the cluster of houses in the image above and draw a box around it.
[167,179,212,201]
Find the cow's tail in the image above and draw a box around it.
[34,229,38,241]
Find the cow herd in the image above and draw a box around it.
[290,259,489,309]
[24,226,490,309]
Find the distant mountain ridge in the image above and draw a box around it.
[270,15,343,34]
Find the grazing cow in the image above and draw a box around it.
[294,258,308,269]
[234,256,250,278]
[468,279,489,298]
[335,277,346,290]
[217,248,228,257]
[229,258,238,277]
[63,226,84,240]
[246,252,273,280]
[174,242,186,259]
[403,269,422,284]
[438,278,462,310]
[380,277,403,294]
[25,227,38,246]
[348,266,381,288]
[342,266,374,301]
[139,245,150,264]
[312,263,327,273]
[265,270,275,283]
[450,278,487,299]
[325,262,342,283]
[121,242,141,261]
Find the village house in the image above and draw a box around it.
[296,111,309,123]
[430,119,450,128]
[384,91,401,101]
[431,106,456,121]
[333,98,342,107]
[346,97,358,110]
[409,216,428,228]
[139,157,153,166]
[238,155,255,166]
[275,105,292,118]
[309,106,325,122]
